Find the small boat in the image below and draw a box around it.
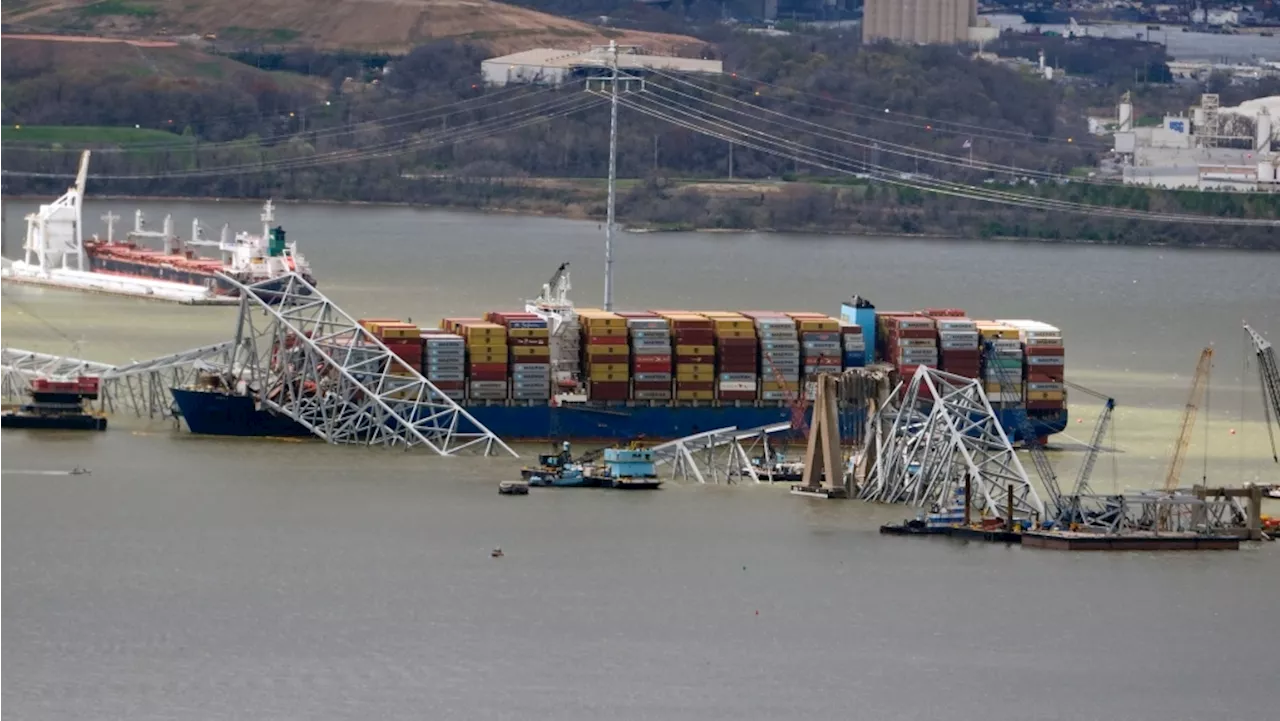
[491,547,504,558]
[70,467,91,475]
[498,480,529,495]
[527,465,590,487]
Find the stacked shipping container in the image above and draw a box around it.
[704,312,758,402]
[789,313,843,379]
[999,320,1066,412]
[419,329,466,400]
[840,323,866,369]
[976,321,1023,405]
[444,318,508,401]
[619,311,673,401]
[924,309,980,378]
[877,313,938,379]
[578,309,630,401]
[747,312,801,401]
[658,312,715,401]
[487,312,552,401]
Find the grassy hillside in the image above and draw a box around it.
[5,125,184,144]
[2,0,708,55]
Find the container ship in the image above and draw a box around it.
[2,151,313,304]
[170,274,1069,444]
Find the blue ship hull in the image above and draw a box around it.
[170,389,1068,444]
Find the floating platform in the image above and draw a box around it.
[790,485,849,499]
[2,265,237,305]
[1,412,107,430]
[879,520,948,536]
[498,480,529,495]
[1022,531,1240,551]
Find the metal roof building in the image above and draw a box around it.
[481,47,722,87]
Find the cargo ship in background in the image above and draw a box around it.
[169,265,1069,444]
[1,151,314,304]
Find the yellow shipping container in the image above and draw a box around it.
[589,371,630,382]
[677,364,715,376]
[586,326,628,337]
[510,346,549,357]
[469,353,507,364]
[761,381,801,391]
[508,328,550,338]
[714,329,756,338]
[975,322,1019,339]
[797,318,839,332]
[461,322,506,338]
[1027,391,1066,401]
[676,390,714,401]
[587,363,629,374]
[676,373,715,383]
[586,345,629,357]
[675,345,714,356]
[388,367,419,377]
[467,338,507,350]
[381,326,420,339]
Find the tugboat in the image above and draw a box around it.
[585,446,662,490]
[1,377,107,430]
[522,441,592,487]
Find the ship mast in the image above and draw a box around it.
[604,41,619,312]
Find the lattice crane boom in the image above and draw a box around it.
[1244,323,1280,463]
[1163,347,1213,492]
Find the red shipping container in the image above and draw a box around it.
[717,337,758,347]
[887,328,935,339]
[718,390,757,401]
[469,370,507,381]
[676,381,715,391]
[469,362,507,374]
[677,354,714,365]
[633,361,673,373]
[588,335,628,345]
[1026,372,1060,383]
[801,332,839,342]
[816,357,841,366]
[590,381,630,400]
[922,308,967,317]
[633,380,673,391]
[509,336,549,346]
[1026,400,1065,411]
[675,330,715,344]
[632,353,672,364]
[1026,346,1066,356]
[719,362,757,373]
[428,380,466,390]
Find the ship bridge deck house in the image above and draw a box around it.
[481,47,722,87]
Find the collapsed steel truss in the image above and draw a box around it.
[223,273,515,456]
[651,422,793,484]
[856,366,1045,519]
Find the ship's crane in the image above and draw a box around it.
[1163,347,1213,492]
[1244,323,1279,463]
[535,261,572,310]
[983,341,1065,516]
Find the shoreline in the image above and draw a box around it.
[2,193,1271,252]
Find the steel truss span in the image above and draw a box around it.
[856,366,1045,519]
[224,272,516,456]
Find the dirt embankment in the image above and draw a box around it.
[3,0,709,56]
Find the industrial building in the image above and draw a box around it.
[862,0,982,45]
[1113,93,1279,192]
[481,47,722,88]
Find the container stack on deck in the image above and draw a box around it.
[1000,320,1066,412]
[791,313,842,378]
[705,312,758,402]
[925,309,981,379]
[360,319,423,375]
[660,312,715,401]
[877,313,939,380]
[418,329,467,400]
[579,309,630,401]
[487,312,552,401]
[976,321,1023,405]
[444,318,508,401]
[748,312,801,401]
[840,323,866,369]
[620,311,673,401]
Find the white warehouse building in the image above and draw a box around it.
[481,47,723,87]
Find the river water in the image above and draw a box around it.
[3,200,1278,720]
